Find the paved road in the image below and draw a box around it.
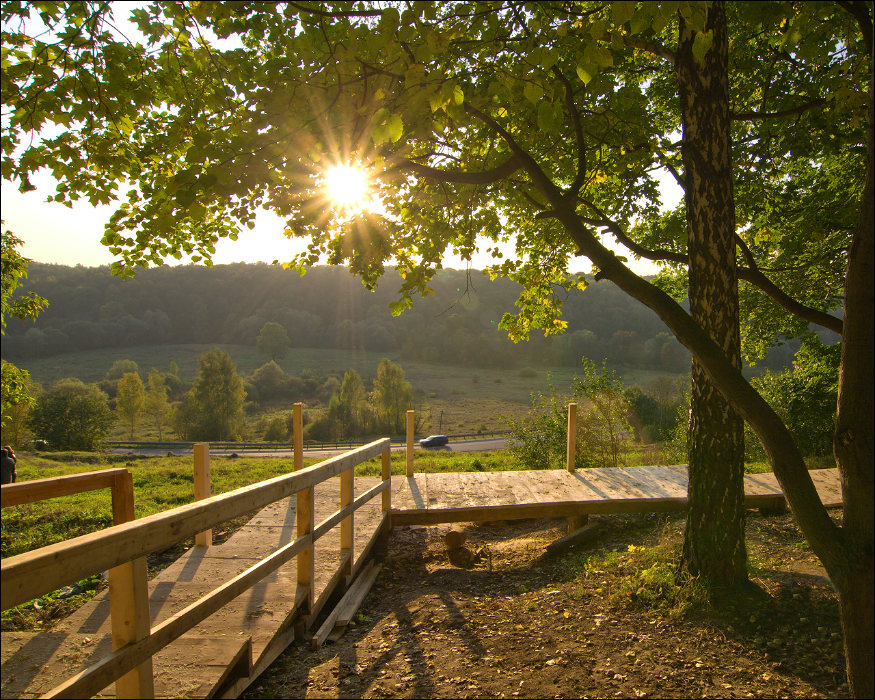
[110,437,508,459]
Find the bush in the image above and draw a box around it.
[28,378,115,450]
[507,360,634,470]
[747,338,839,459]
[263,416,288,442]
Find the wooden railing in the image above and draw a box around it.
[1,436,393,699]
[1,467,153,697]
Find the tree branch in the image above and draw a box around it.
[395,154,523,185]
[551,64,588,198]
[731,98,827,121]
[620,34,676,63]
[734,235,844,335]
[837,1,874,54]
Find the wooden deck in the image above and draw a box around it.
[1,465,842,699]
[388,465,843,525]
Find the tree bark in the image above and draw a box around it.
[833,58,874,697]
[676,1,747,586]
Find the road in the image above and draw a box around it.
[109,437,508,459]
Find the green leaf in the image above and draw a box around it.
[386,113,404,142]
[524,82,544,103]
[576,64,595,85]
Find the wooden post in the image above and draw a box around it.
[340,464,353,581]
[193,443,211,547]
[381,449,392,515]
[293,402,303,472]
[109,470,154,698]
[295,401,314,613]
[406,409,414,478]
[566,403,578,473]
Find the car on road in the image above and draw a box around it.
[420,435,449,448]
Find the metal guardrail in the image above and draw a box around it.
[104,431,510,453]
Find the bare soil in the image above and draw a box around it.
[243,510,848,699]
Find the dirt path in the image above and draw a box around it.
[243,511,847,699]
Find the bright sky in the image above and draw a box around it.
[1,169,677,276]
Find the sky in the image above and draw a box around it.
[1,169,679,277]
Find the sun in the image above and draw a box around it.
[324,164,370,212]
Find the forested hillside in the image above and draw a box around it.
[1,263,807,373]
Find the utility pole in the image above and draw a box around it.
[439,410,443,433]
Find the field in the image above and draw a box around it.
[15,344,685,437]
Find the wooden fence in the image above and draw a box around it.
[1,467,153,697]
[1,435,392,699]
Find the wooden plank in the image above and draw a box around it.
[193,444,211,548]
[311,560,378,650]
[1,468,126,508]
[406,410,415,477]
[41,533,313,699]
[2,438,390,611]
[381,451,391,515]
[566,403,577,472]
[108,469,154,699]
[334,562,382,626]
[340,466,353,580]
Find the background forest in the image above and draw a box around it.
[3,262,811,372]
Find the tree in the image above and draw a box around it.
[28,378,114,450]
[1,360,38,447]
[174,349,246,441]
[115,371,145,440]
[1,226,47,426]
[3,3,871,693]
[508,360,634,470]
[256,321,291,362]
[144,368,171,441]
[339,368,368,437]
[371,359,412,435]
[105,359,140,382]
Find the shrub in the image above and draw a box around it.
[28,378,115,450]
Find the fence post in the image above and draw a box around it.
[406,409,414,477]
[566,403,578,473]
[340,462,353,582]
[294,402,314,614]
[109,469,154,698]
[193,443,211,547]
[293,402,303,472]
[381,449,392,518]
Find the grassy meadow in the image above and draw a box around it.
[17,344,685,438]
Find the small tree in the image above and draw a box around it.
[105,359,140,382]
[571,360,635,469]
[116,372,145,440]
[507,360,634,470]
[339,368,368,437]
[174,349,246,441]
[371,359,412,435]
[256,322,291,362]
[145,368,171,441]
[28,378,114,450]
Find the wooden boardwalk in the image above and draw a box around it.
[1,465,842,698]
[390,466,843,524]
[1,478,387,699]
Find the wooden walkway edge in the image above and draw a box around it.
[1,466,841,699]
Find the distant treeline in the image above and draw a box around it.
[2,263,798,372]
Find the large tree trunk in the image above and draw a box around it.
[675,1,747,586]
[833,57,874,697]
